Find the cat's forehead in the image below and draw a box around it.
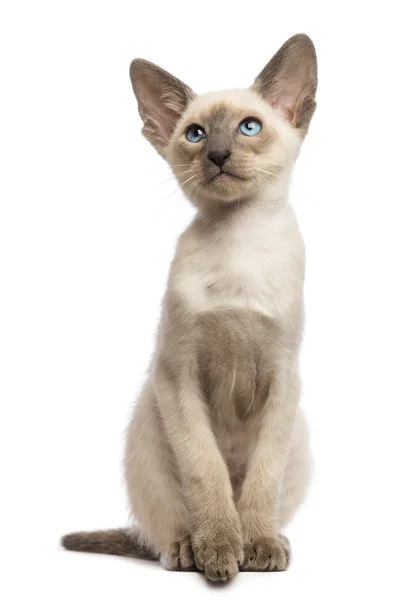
[184,89,276,127]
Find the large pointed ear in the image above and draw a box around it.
[252,34,317,134]
[129,59,195,156]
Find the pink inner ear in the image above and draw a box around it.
[271,98,295,124]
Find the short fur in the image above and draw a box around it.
[62,33,317,582]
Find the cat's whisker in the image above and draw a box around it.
[171,163,197,168]
[176,168,194,174]
[253,172,270,187]
[254,153,279,158]
[156,169,194,190]
[174,169,195,179]
[180,173,198,187]
[185,176,201,197]
[156,176,176,190]
[170,169,194,178]
[255,168,283,180]
[164,183,183,203]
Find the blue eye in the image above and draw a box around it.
[185,124,206,143]
[239,118,262,136]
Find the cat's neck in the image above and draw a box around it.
[195,181,290,233]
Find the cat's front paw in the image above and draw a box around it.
[160,536,196,571]
[192,516,243,582]
[241,534,291,571]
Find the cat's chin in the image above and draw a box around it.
[201,174,253,203]
[178,174,253,207]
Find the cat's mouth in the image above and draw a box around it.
[209,169,246,183]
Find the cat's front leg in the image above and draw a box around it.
[191,509,243,582]
[237,352,299,571]
[154,359,243,581]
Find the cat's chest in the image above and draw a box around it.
[171,207,304,321]
[176,240,289,319]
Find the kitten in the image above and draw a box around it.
[62,33,317,582]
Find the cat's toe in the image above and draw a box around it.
[160,536,196,571]
[242,535,290,571]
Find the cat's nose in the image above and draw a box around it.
[207,150,231,168]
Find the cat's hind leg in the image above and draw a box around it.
[279,408,312,529]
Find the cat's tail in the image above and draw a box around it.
[61,528,158,560]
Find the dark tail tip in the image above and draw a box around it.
[61,532,86,551]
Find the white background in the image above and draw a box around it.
[1,1,419,598]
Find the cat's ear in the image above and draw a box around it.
[252,33,317,133]
[130,59,195,156]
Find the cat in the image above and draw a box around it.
[62,33,317,582]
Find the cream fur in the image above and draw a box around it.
[62,33,317,582]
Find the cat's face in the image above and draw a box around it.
[130,34,317,211]
[166,89,299,206]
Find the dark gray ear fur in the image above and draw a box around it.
[130,59,195,156]
[252,33,317,134]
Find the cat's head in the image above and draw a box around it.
[130,34,317,211]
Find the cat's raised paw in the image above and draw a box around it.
[241,535,291,571]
